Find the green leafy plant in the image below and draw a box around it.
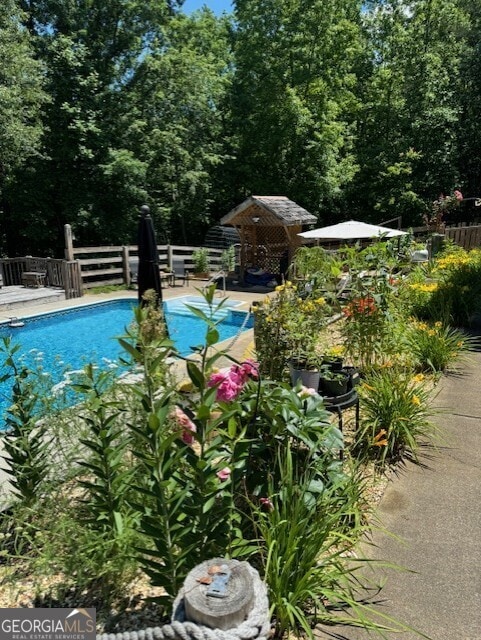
[354,368,437,467]
[290,246,344,299]
[405,320,473,372]
[254,281,330,380]
[123,286,256,605]
[320,365,347,381]
[0,338,51,509]
[341,273,397,372]
[240,380,343,500]
[427,247,481,326]
[220,245,236,272]
[253,443,403,638]
[192,247,210,274]
[73,364,137,552]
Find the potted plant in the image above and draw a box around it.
[220,246,236,274]
[192,247,210,278]
[288,349,321,390]
[319,365,349,397]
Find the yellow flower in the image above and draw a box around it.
[328,345,345,356]
[275,284,285,292]
[361,383,375,392]
[457,340,464,348]
[372,429,388,447]
[434,321,442,328]
[409,282,438,293]
[427,329,436,336]
[413,373,425,383]
[315,297,326,306]
[412,395,421,406]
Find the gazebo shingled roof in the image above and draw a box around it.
[221,195,317,227]
[220,195,317,279]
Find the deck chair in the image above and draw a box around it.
[129,257,139,285]
[172,258,189,286]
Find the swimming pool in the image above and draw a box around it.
[0,296,253,424]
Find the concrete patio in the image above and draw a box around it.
[0,285,66,312]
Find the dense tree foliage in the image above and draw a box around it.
[227,0,364,218]
[0,0,47,251]
[0,0,479,256]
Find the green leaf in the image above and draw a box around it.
[187,361,204,389]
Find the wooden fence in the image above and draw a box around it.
[73,244,225,290]
[410,223,481,251]
[0,257,83,299]
[3,221,480,300]
[445,224,481,250]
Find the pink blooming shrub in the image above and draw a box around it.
[207,360,259,402]
[171,406,196,445]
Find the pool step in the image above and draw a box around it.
[166,300,229,321]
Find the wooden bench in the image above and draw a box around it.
[22,271,46,288]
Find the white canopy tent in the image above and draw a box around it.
[298,220,408,240]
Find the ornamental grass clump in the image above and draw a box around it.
[405,319,474,372]
[354,368,437,468]
[253,444,409,638]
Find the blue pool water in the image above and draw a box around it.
[0,297,253,424]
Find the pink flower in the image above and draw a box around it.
[171,406,196,445]
[208,370,243,401]
[297,385,317,398]
[217,467,231,481]
[207,360,259,402]
[240,359,259,379]
[454,189,463,201]
[259,497,274,511]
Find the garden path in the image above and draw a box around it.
[316,344,481,639]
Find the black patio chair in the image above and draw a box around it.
[172,258,189,286]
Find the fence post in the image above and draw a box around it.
[61,260,71,299]
[167,244,173,270]
[122,245,130,286]
[64,224,74,261]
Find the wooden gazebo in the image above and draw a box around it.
[220,195,317,280]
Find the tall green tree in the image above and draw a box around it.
[456,0,481,199]
[227,0,364,218]
[0,0,46,254]
[118,9,233,244]
[350,0,466,226]
[7,0,182,255]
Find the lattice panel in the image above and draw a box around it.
[238,225,290,274]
